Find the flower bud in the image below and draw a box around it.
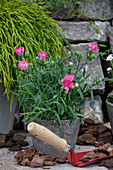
[29,74,32,78]
[13,64,17,68]
[40,70,44,74]
[51,60,54,65]
[67,51,71,57]
[29,63,33,68]
[75,82,79,87]
[22,57,25,60]
[25,51,29,56]
[90,54,97,59]
[96,79,100,84]
[69,62,73,66]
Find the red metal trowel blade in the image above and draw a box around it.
[66,150,113,167]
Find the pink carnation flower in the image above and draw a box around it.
[66,74,75,81]
[15,47,24,55]
[37,51,48,60]
[64,86,69,94]
[88,43,99,52]
[18,60,29,70]
[61,77,74,88]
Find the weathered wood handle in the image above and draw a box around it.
[27,122,67,151]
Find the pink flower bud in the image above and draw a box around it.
[75,82,79,87]
[15,47,24,55]
[18,60,29,70]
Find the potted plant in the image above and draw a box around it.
[0,0,68,133]
[10,43,100,156]
[103,54,113,135]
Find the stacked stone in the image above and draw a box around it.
[52,0,113,123]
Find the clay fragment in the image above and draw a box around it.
[98,132,112,144]
[80,151,95,162]
[44,156,55,161]
[16,140,28,146]
[15,150,23,165]
[30,152,44,167]
[98,125,111,134]
[84,118,95,125]
[23,147,36,158]
[6,130,14,139]
[99,158,113,169]
[9,145,21,151]
[0,134,6,147]
[94,141,104,147]
[4,140,14,147]
[44,161,56,166]
[77,134,96,145]
[98,143,110,150]
[55,157,66,163]
[21,158,31,166]
[12,135,26,142]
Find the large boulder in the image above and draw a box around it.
[109,27,113,53]
[79,0,113,21]
[68,43,105,92]
[59,21,110,42]
[79,95,104,124]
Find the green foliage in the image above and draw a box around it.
[38,0,81,18]
[10,47,99,132]
[98,44,111,57]
[0,0,68,98]
[90,21,100,33]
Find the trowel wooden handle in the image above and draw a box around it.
[27,122,67,151]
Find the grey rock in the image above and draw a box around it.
[79,95,104,124]
[68,43,105,92]
[79,0,113,20]
[59,21,110,42]
[109,27,113,53]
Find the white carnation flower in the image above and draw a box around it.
[107,67,112,71]
[106,54,113,61]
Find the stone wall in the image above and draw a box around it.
[50,0,113,123]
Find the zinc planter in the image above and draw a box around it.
[31,119,81,157]
[106,98,113,135]
[0,84,16,134]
